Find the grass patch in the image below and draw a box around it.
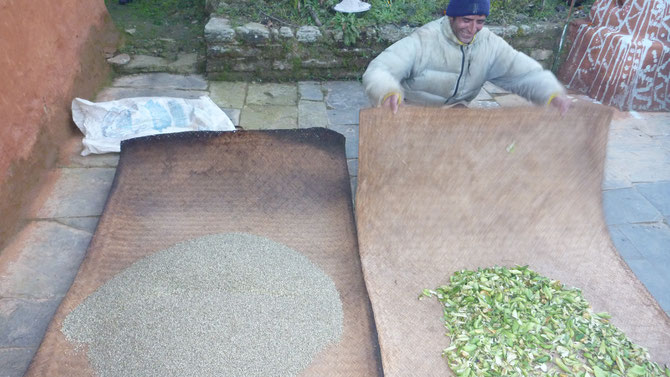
[105,0,207,59]
[219,0,595,29]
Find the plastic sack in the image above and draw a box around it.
[72,96,235,156]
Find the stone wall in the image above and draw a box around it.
[205,16,563,80]
[0,0,119,248]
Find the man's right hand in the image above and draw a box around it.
[382,94,401,114]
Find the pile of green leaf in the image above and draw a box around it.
[421,266,670,377]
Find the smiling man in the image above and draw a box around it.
[362,0,571,114]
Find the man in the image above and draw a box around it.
[362,0,571,114]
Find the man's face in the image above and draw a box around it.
[449,15,487,43]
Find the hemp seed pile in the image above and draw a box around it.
[422,266,670,377]
[62,233,343,377]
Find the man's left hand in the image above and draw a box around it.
[550,95,571,115]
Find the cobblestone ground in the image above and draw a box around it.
[1,73,668,376]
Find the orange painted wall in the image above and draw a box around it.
[0,0,119,247]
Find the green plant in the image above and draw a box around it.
[335,13,361,46]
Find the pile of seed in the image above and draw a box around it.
[62,233,343,377]
[421,266,670,377]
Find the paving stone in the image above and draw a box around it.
[63,153,119,168]
[56,216,100,234]
[602,159,632,190]
[328,125,359,158]
[350,176,358,198]
[299,100,328,128]
[0,298,59,347]
[626,152,670,182]
[636,112,670,136]
[636,181,670,216]
[602,188,663,225]
[111,73,208,90]
[299,81,324,101]
[617,223,670,267]
[624,258,670,314]
[0,221,91,299]
[222,108,241,127]
[246,83,297,106]
[0,347,36,377]
[35,168,115,218]
[327,108,359,126]
[95,87,209,101]
[209,81,247,108]
[324,81,369,110]
[608,225,645,261]
[347,158,358,177]
[240,105,297,130]
[493,93,532,107]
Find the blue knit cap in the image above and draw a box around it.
[446,0,490,17]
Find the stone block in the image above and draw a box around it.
[0,298,59,347]
[302,58,343,68]
[473,88,493,101]
[209,81,247,108]
[240,105,297,130]
[0,221,91,299]
[35,168,116,219]
[324,81,369,110]
[299,100,328,128]
[279,26,294,38]
[378,24,415,43]
[111,73,208,90]
[602,187,663,225]
[636,181,670,216]
[208,45,261,58]
[247,83,298,106]
[0,347,36,377]
[205,17,235,43]
[95,87,209,102]
[297,26,322,43]
[236,22,270,44]
[298,81,324,101]
[328,125,359,158]
[327,108,359,126]
[530,49,553,61]
[470,100,501,109]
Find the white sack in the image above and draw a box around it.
[72,96,235,156]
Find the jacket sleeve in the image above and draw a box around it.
[362,35,420,106]
[486,35,565,105]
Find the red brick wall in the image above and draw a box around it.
[0,0,119,247]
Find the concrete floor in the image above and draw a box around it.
[1,74,668,376]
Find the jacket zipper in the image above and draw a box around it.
[446,45,466,104]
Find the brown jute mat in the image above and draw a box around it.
[355,104,670,376]
[26,129,382,376]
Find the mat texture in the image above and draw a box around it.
[356,104,670,376]
[26,129,382,376]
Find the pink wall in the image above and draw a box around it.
[0,0,118,247]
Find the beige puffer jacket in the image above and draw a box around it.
[362,17,565,106]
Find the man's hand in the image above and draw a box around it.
[550,94,571,115]
[382,93,401,114]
